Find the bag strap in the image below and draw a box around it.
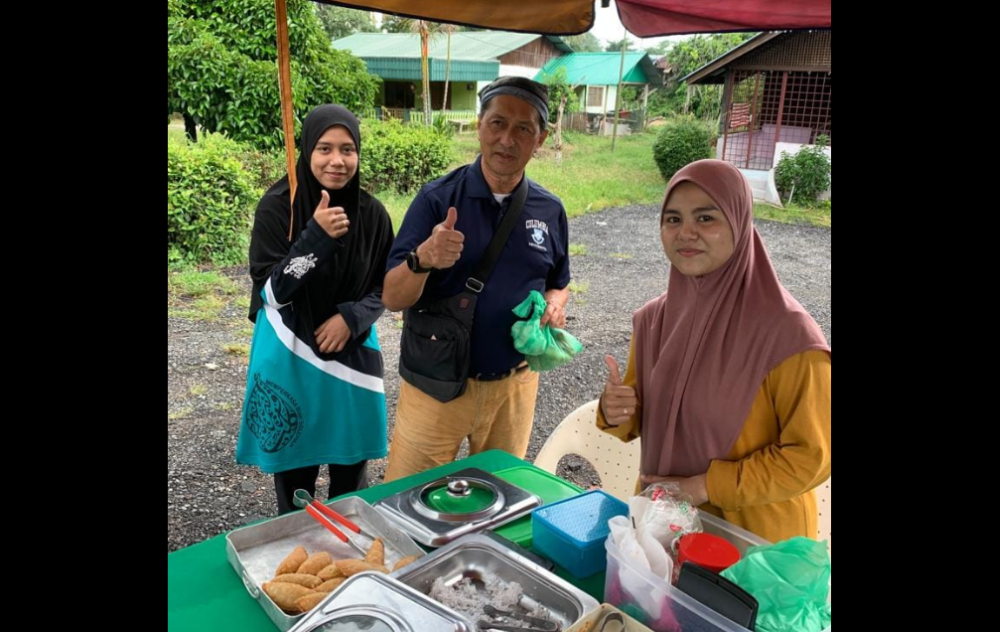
[464,178,529,294]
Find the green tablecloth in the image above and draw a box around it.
[167,450,605,631]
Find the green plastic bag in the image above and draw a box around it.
[510,291,584,372]
[720,537,832,632]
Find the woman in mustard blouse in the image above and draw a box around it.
[598,159,831,543]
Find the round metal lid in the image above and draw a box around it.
[411,476,505,522]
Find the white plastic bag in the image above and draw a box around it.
[634,482,703,554]
[608,516,671,619]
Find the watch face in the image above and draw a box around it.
[408,251,429,272]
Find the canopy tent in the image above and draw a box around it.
[320,0,830,36]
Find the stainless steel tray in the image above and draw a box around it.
[375,467,541,547]
[227,496,426,631]
[393,534,599,629]
[288,571,472,632]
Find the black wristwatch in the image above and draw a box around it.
[406,250,433,273]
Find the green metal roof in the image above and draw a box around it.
[333,32,571,62]
[535,52,663,86]
[333,32,573,81]
[361,58,498,82]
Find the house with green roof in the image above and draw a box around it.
[536,52,662,120]
[332,31,571,114]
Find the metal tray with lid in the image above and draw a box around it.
[287,571,473,632]
[375,467,542,547]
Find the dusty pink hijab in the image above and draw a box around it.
[634,160,829,478]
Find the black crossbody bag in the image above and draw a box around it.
[399,181,528,402]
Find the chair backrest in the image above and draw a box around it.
[533,399,641,502]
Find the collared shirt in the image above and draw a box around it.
[388,156,571,374]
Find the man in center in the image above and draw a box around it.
[382,76,572,481]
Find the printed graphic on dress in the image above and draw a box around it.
[245,373,303,452]
[284,253,318,279]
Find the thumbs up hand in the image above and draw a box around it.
[314,190,349,239]
[601,355,638,427]
[418,206,464,270]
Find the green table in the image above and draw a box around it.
[168,450,605,631]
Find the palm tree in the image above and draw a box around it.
[417,21,433,124]
[395,19,448,123]
[441,24,455,112]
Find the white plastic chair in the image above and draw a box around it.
[816,477,831,552]
[533,399,641,502]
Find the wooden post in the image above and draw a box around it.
[275,0,297,240]
[642,84,650,132]
[612,29,627,152]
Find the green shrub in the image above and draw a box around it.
[774,135,831,206]
[168,133,257,265]
[360,119,452,194]
[652,116,713,182]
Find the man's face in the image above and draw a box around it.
[477,95,548,184]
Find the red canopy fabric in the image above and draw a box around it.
[321,0,831,37]
[616,0,831,37]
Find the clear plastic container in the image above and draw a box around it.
[604,513,831,632]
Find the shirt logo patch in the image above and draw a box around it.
[526,219,549,252]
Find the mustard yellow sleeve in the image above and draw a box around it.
[707,350,831,511]
[596,334,641,442]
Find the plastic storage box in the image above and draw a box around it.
[532,490,628,578]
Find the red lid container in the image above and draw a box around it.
[677,533,741,573]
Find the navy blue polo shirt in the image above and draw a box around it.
[388,157,571,375]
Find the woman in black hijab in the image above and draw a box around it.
[237,105,395,514]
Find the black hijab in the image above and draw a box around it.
[248,105,389,335]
